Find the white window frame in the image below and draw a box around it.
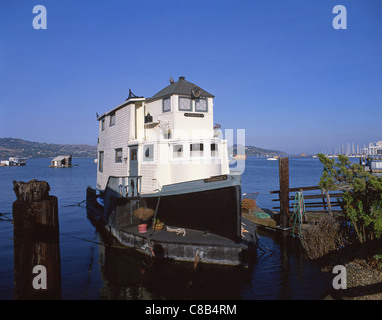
[173,144,183,158]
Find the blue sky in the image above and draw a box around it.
[0,0,381,154]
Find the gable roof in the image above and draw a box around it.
[146,76,214,102]
[52,155,71,161]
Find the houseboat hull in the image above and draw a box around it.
[86,175,257,266]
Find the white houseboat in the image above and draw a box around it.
[361,141,382,173]
[50,155,72,167]
[86,76,257,266]
[0,157,26,166]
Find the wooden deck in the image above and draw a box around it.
[242,206,345,235]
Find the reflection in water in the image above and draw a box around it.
[94,226,332,300]
[97,236,253,300]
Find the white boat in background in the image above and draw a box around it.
[266,156,278,161]
[0,157,26,166]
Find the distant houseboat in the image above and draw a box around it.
[50,155,72,167]
[86,76,257,266]
[361,141,382,173]
[364,157,382,173]
[0,157,26,166]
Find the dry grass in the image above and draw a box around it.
[301,215,345,260]
[133,207,154,220]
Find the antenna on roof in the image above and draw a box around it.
[169,76,174,84]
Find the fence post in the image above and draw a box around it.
[12,179,61,300]
[279,158,290,229]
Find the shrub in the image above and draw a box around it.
[318,154,382,243]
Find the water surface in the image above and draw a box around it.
[0,157,336,299]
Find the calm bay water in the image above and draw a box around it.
[0,157,345,300]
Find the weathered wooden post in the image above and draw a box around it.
[12,179,61,299]
[279,158,290,230]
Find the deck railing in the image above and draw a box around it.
[107,175,142,198]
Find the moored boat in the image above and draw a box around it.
[86,76,257,266]
[0,157,27,166]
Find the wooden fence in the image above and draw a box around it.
[270,185,345,215]
[270,157,349,230]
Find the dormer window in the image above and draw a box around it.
[163,97,171,113]
[179,96,192,111]
[195,98,208,112]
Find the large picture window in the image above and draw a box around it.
[195,98,208,112]
[179,97,192,111]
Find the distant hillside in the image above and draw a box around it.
[0,138,97,159]
[229,144,285,157]
[0,138,284,159]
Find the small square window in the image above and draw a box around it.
[190,143,204,157]
[179,97,192,111]
[163,97,171,112]
[115,148,123,163]
[173,144,183,158]
[195,98,208,112]
[144,145,154,161]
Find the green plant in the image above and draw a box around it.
[318,154,382,243]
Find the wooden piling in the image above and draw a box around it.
[12,180,61,300]
[279,158,290,230]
